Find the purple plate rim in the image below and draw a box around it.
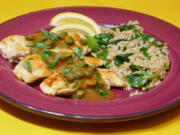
[0,6,180,122]
[0,91,180,122]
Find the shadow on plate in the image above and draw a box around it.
[0,98,180,133]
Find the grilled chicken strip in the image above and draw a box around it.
[97,68,127,88]
[0,35,31,63]
[13,54,51,83]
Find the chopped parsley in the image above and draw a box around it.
[74,48,84,59]
[62,44,69,49]
[95,71,107,96]
[41,29,60,40]
[48,53,61,70]
[63,67,73,78]
[23,61,32,72]
[72,80,79,89]
[38,50,56,61]
[26,40,57,49]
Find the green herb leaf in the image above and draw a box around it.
[95,71,101,83]
[126,72,160,88]
[23,61,32,72]
[111,24,135,32]
[25,44,36,48]
[63,67,73,78]
[72,80,79,89]
[129,64,149,71]
[48,53,61,70]
[105,60,111,69]
[140,47,151,60]
[75,63,88,67]
[41,29,60,40]
[122,46,127,51]
[114,53,133,65]
[37,50,56,61]
[62,44,69,49]
[94,33,127,48]
[66,57,73,64]
[144,85,155,90]
[95,84,108,96]
[96,49,108,60]
[98,33,114,40]
[141,34,154,43]
[164,63,170,70]
[34,40,57,49]
[27,57,33,61]
[86,36,99,51]
[74,48,84,59]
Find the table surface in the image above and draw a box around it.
[0,0,180,134]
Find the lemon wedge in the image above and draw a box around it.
[50,12,101,34]
[50,23,97,36]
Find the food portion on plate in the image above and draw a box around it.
[0,12,170,101]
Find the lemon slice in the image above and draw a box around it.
[50,23,96,36]
[50,12,101,34]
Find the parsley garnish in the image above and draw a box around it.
[48,53,61,70]
[23,61,32,72]
[74,48,84,59]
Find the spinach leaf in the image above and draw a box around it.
[98,33,114,40]
[164,63,170,70]
[114,53,133,65]
[108,39,128,45]
[141,34,154,43]
[48,53,61,70]
[140,47,151,60]
[96,49,109,60]
[94,33,127,48]
[126,73,147,88]
[105,60,111,69]
[122,46,127,51]
[111,24,135,31]
[74,48,84,59]
[86,36,99,51]
[129,64,149,71]
[126,72,160,88]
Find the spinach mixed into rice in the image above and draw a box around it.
[85,21,170,90]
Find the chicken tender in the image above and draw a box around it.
[0,35,31,63]
[97,68,127,88]
[40,72,77,96]
[13,54,51,83]
[84,57,106,67]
